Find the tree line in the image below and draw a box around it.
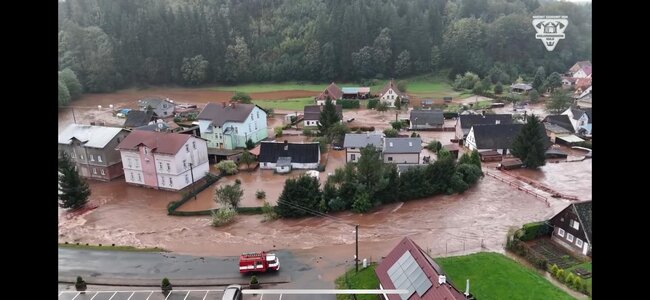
[58,0,591,93]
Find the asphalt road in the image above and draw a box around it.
[59,248,335,300]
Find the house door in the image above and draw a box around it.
[582,242,589,255]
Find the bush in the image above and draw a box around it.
[367,99,379,109]
[338,99,360,108]
[383,128,398,137]
[317,165,326,172]
[410,132,420,138]
[274,126,283,137]
[579,281,589,294]
[256,190,266,199]
[390,120,403,131]
[376,102,388,111]
[303,128,313,136]
[549,264,559,276]
[349,126,359,131]
[231,91,252,104]
[246,139,255,149]
[250,275,259,284]
[575,140,592,149]
[262,201,278,221]
[235,179,242,185]
[555,269,566,282]
[519,222,553,241]
[161,277,172,295]
[75,276,87,291]
[571,275,582,289]
[397,80,408,92]
[443,112,459,119]
[216,160,238,175]
[211,207,238,226]
[426,140,442,152]
[564,272,576,285]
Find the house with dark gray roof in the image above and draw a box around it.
[562,107,592,135]
[549,200,592,257]
[410,110,444,130]
[510,83,533,94]
[383,138,422,164]
[303,104,342,127]
[258,141,320,172]
[58,124,130,181]
[137,97,175,118]
[465,124,523,155]
[455,114,513,140]
[197,102,268,153]
[123,110,155,129]
[343,133,383,163]
[543,115,574,143]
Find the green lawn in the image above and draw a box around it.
[211,82,326,93]
[59,243,166,252]
[252,98,314,110]
[335,264,379,300]
[436,252,575,300]
[565,262,592,295]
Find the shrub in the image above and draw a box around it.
[367,99,379,109]
[549,264,559,276]
[216,160,238,175]
[250,275,259,284]
[410,132,420,138]
[211,207,238,226]
[349,126,359,131]
[519,222,553,241]
[231,91,252,104]
[256,190,266,199]
[426,140,442,152]
[579,281,589,294]
[245,139,255,149]
[555,269,566,281]
[262,201,278,221]
[274,126,283,137]
[75,276,87,291]
[376,102,388,111]
[383,128,398,137]
[443,112,459,119]
[303,128,313,136]
[564,272,576,285]
[390,120,403,131]
[317,165,326,172]
[571,275,582,289]
[161,277,172,295]
[338,99,360,108]
[235,179,242,185]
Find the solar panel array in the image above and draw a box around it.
[387,251,433,300]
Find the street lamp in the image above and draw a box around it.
[189,162,196,199]
[354,224,359,272]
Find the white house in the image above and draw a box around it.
[197,102,268,150]
[137,97,175,118]
[378,79,407,107]
[465,124,524,155]
[343,133,383,163]
[258,141,320,172]
[562,107,591,134]
[303,105,342,128]
[568,61,592,78]
[315,82,343,105]
[116,130,210,191]
[383,138,422,164]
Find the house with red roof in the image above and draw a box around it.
[568,61,592,79]
[378,79,408,107]
[315,82,343,105]
[375,237,474,300]
[116,131,209,191]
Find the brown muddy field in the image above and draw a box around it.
[59,89,590,276]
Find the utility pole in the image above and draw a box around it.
[189,162,196,199]
[355,224,359,272]
[71,107,77,124]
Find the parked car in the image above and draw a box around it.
[332,143,344,150]
[222,284,243,300]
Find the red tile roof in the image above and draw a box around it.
[116,130,193,155]
[375,237,467,300]
[379,79,405,98]
[315,82,343,100]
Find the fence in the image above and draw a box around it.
[485,171,551,207]
[423,238,505,258]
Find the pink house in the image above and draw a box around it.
[116,130,210,191]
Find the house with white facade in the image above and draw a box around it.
[455,114,513,141]
[465,123,549,155]
[568,61,592,79]
[258,141,320,173]
[383,138,421,164]
[562,107,592,134]
[137,97,175,118]
[410,110,444,130]
[378,79,407,107]
[303,104,343,127]
[116,131,209,191]
[197,102,268,151]
[343,133,383,163]
[315,82,343,105]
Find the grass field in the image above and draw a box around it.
[211,82,326,93]
[59,243,166,252]
[436,252,575,300]
[252,97,313,110]
[565,261,592,296]
[334,264,379,300]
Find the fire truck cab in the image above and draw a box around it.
[239,251,280,273]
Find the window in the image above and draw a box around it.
[566,232,574,242]
[169,178,173,186]
[137,173,141,182]
[186,144,190,152]
[192,141,196,149]
[235,127,238,134]
[127,158,132,168]
[100,169,105,175]
[351,154,356,161]
[249,124,252,132]
[144,147,148,155]
[90,155,95,162]
[98,155,103,163]
[257,111,259,118]
[79,154,84,160]
[575,238,583,248]
[117,137,121,144]
[159,162,163,170]
[183,160,187,169]
[185,174,190,184]
[167,163,171,172]
[92,168,97,174]
[255,123,258,130]
[160,176,165,186]
[389,90,392,94]
[164,111,168,115]
[570,220,580,230]
[388,157,393,162]
[558,228,565,237]
[130,172,134,181]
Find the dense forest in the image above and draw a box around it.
[58,0,591,93]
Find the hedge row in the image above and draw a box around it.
[519,221,553,241]
[338,99,360,109]
[349,126,375,132]
[169,206,267,216]
[367,99,379,109]
[443,112,459,119]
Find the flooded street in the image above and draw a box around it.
[59,89,590,281]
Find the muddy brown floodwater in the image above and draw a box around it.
[59,90,591,280]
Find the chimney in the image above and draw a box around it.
[438,275,446,284]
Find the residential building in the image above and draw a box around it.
[378,79,408,107]
[383,138,422,164]
[197,102,268,150]
[137,97,175,118]
[410,110,444,130]
[343,133,383,163]
[455,114,513,141]
[510,83,533,94]
[123,110,155,129]
[548,200,592,257]
[258,141,320,173]
[568,61,592,78]
[58,124,130,181]
[315,82,343,105]
[465,124,525,155]
[116,131,209,191]
[303,105,343,127]
[562,107,591,134]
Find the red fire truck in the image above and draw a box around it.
[239,251,280,273]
